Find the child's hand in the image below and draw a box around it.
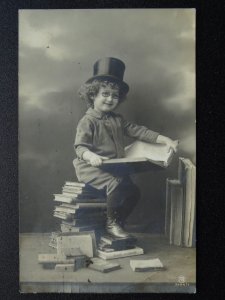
[88,153,109,167]
[166,139,179,153]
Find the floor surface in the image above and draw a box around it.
[19,233,196,293]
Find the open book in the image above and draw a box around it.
[101,140,174,174]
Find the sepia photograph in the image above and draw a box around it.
[19,8,196,293]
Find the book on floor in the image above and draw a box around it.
[130,258,164,272]
[88,258,121,273]
[56,231,97,258]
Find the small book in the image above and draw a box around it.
[55,205,76,214]
[65,181,86,187]
[88,258,120,273]
[130,258,164,272]
[53,211,73,220]
[101,140,174,174]
[38,253,74,264]
[97,246,144,260]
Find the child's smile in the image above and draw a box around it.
[93,87,119,113]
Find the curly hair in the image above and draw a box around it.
[78,79,127,108]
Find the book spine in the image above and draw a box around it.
[165,178,172,237]
[62,192,96,199]
[97,247,144,260]
[187,165,196,247]
[61,223,103,233]
[53,212,73,220]
[75,203,106,209]
[54,206,76,214]
[65,181,86,187]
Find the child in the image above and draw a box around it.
[74,57,178,238]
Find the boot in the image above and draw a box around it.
[106,217,131,238]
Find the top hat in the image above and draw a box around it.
[86,57,129,93]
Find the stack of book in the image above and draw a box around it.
[165,157,196,247]
[53,181,107,235]
[97,235,144,260]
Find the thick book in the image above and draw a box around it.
[61,223,104,233]
[100,235,137,246]
[101,140,174,174]
[178,158,196,247]
[97,246,144,260]
[169,182,184,246]
[88,258,120,273]
[98,240,135,252]
[165,179,182,238]
[56,231,97,257]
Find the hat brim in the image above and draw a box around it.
[86,75,129,94]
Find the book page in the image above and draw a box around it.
[125,140,174,165]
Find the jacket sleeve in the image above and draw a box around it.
[74,117,94,159]
[122,117,159,143]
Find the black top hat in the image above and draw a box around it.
[86,57,129,93]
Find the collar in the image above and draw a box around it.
[85,108,114,119]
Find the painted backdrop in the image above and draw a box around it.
[19,9,195,232]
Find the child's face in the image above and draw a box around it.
[93,86,120,113]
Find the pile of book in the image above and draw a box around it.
[53,181,107,236]
[52,181,144,260]
[97,235,144,260]
[42,232,122,273]
[165,157,196,247]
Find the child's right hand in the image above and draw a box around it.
[89,153,109,167]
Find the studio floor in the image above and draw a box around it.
[19,233,196,293]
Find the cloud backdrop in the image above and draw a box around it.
[19,9,195,232]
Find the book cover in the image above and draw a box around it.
[57,233,95,258]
